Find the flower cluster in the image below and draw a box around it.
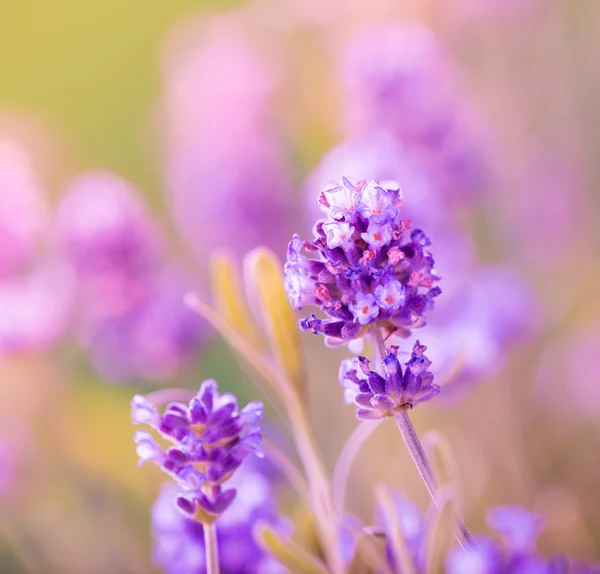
[285,177,440,346]
[339,342,440,419]
[132,380,263,523]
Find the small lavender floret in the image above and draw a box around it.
[131,380,263,523]
[285,177,440,346]
[339,341,440,418]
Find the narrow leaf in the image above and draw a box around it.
[210,252,261,343]
[254,523,329,574]
[244,248,304,392]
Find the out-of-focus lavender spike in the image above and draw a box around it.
[132,380,263,524]
[0,263,74,355]
[151,457,288,574]
[0,138,48,275]
[56,170,162,284]
[339,23,489,200]
[88,268,206,383]
[161,15,295,262]
[408,265,542,394]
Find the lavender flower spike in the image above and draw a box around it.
[131,380,263,524]
[285,177,440,346]
[340,341,440,419]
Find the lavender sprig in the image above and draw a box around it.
[285,177,440,347]
[132,380,263,523]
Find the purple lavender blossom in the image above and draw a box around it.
[285,177,440,346]
[161,16,294,261]
[88,268,205,383]
[0,138,48,276]
[339,342,440,418]
[132,380,263,523]
[151,458,287,574]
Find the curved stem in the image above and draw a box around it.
[332,419,382,516]
[204,523,220,574]
[370,328,474,550]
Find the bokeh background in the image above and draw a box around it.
[1,0,600,572]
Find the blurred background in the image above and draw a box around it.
[1,0,600,572]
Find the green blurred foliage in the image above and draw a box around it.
[0,0,238,199]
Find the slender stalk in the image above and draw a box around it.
[369,328,474,550]
[285,396,344,574]
[203,523,220,574]
[332,419,382,516]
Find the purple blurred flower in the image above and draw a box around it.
[132,380,263,523]
[88,268,206,383]
[161,16,294,261]
[285,177,440,346]
[0,263,74,355]
[56,170,162,298]
[339,342,439,419]
[371,497,595,574]
[406,265,541,393]
[446,506,589,574]
[152,457,287,574]
[339,23,488,199]
[304,134,443,231]
[0,138,48,275]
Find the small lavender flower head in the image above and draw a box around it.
[131,380,263,523]
[285,177,440,346]
[339,342,440,418]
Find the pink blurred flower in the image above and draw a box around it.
[0,138,48,275]
[0,264,73,356]
[56,170,163,325]
[161,15,295,261]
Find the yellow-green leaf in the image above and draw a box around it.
[210,252,261,344]
[244,247,303,392]
[254,524,328,574]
